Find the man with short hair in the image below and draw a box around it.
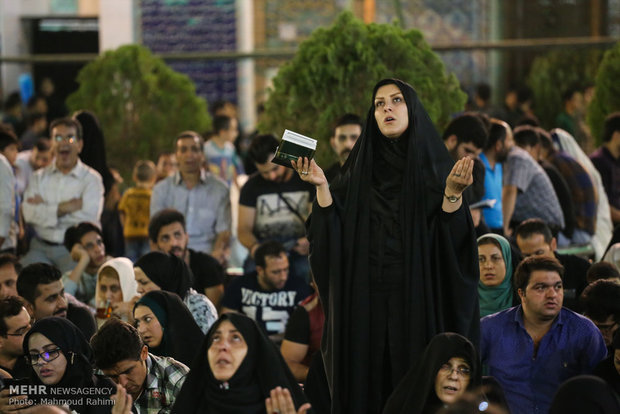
[222,241,311,341]
[91,318,188,413]
[15,137,53,197]
[515,218,590,311]
[238,134,314,281]
[580,279,620,350]
[0,126,18,254]
[324,113,363,183]
[17,262,96,340]
[61,221,112,305]
[481,256,607,414]
[0,297,31,379]
[148,208,225,307]
[555,87,583,139]
[590,112,620,225]
[0,253,19,299]
[151,131,231,263]
[20,117,104,273]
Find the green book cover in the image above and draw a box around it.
[272,129,317,169]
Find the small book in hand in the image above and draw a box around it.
[271,129,317,169]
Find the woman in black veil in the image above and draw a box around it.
[294,78,480,413]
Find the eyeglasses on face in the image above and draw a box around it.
[27,348,62,365]
[5,325,31,337]
[53,134,77,144]
[439,363,471,378]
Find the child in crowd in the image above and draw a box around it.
[118,160,156,262]
[203,115,244,187]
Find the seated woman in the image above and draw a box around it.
[133,290,204,366]
[383,332,480,414]
[134,252,217,333]
[23,317,116,413]
[96,257,140,324]
[477,234,518,317]
[171,313,311,414]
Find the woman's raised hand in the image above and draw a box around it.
[445,156,474,197]
[291,157,327,187]
[265,387,311,414]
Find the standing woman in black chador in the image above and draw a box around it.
[293,78,480,413]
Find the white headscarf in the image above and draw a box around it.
[96,257,139,303]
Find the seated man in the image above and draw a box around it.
[0,297,31,378]
[91,318,188,413]
[222,241,311,342]
[148,208,225,308]
[515,218,590,311]
[0,254,19,299]
[580,279,620,351]
[17,263,97,340]
[20,117,104,273]
[62,221,112,305]
[481,256,607,414]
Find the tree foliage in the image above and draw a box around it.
[527,49,602,130]
[259,11,466,166]
[67,45,211,177]
[587,42,620,145]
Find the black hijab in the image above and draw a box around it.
[134,290,204,366]
[171,313,308,414]
[23,317,115,412]
[549,375,620,414]
[308,78,479,412]
[383,332,481,414]
[135,252,193,298]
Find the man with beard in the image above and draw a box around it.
[16,263,96,340]
[148,208,225,308]
[481,256,606,414]
[238,134,314,281]
[61,221,112,305]
[20,117,104,273]
[324,114,363,183]
[480,119,513,233]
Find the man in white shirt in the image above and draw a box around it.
[20,117,104,273]
[14,137,53,197]
[0,126,19,254]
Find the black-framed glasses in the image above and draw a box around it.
[439,363,471,378]
[5,326,31,337]
[26,348,62,365]
[53,134,76,144]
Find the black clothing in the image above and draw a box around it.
[135,251,192,297]
[189,248,225,292]
[0,358,29,380]
[555,251,590,312]
[549,375,620,414]
[22,317,115,413]
[67,300,97,341]
[75,111,115,196]
[134,290,204,366]
[593,355,620,396]
[171,313,308,414]
[541,160,575,237]
[324,162,342,183]
[464,158,486,205]
[383,332,481,414]
[307,79,480,413]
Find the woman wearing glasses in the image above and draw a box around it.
[383,332,481,414]
[477,234,519,318]
[23,317,116,413]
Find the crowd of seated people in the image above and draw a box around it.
[0,84,620,413]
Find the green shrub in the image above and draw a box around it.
[67,44,211,178]
[588,42,620,145]
[527,49,602,130]
[259,11,466,166]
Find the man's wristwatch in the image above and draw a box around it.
[444,193,462,203]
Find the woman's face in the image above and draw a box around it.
[478,243,506,287]
[98,268,123,304]
[434,357,471,405]
[134,305,164,348]
[134,267,160,295]
[28,333,67,386]
[208,320,248,381]
[374,83,409,139]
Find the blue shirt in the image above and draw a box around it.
[479,152,503,229]
[481,306,607,414]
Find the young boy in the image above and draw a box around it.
[0,126,18,254]
[118,160,156,261]
[203,115,245,187]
